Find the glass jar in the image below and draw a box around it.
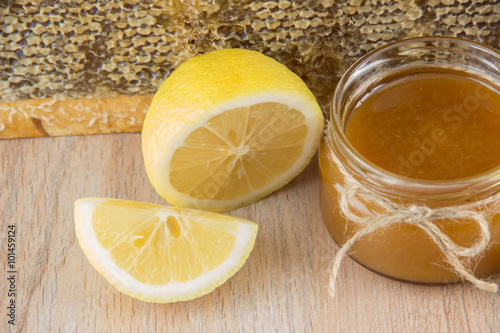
[319,37,500,286]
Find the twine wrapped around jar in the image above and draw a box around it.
[324,125,500,296]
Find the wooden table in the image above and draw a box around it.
[1,133,499,332]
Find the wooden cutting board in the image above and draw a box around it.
[1,133,500,332]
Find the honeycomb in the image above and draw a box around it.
[1,0,499,107]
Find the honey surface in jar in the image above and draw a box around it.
[319,71,500,283]
[345,72,500,180]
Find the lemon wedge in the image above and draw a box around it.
[142,49,324,212]
[74,198,258,303]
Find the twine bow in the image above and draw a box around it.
[325,131,500,296]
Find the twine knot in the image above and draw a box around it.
[407,205,433,223]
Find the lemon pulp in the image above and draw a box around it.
[169,102,307,201]
[93,202,239,284]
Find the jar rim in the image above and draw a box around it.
[330,36,500,199]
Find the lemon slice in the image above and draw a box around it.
[142,49,324,212]
[74,198,258,303]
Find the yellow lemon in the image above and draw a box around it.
[142,49,324,212]
[74,198,258,303]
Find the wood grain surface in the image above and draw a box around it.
[1,134,500,333]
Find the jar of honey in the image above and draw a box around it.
[319,37,500,290]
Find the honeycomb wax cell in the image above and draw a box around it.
[3,1,500,104]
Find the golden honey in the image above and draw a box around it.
[320,37,500,284]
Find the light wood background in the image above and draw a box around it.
[1,133,500,332]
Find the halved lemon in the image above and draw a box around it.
[142,49,324,212]
[74,198,258,303]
